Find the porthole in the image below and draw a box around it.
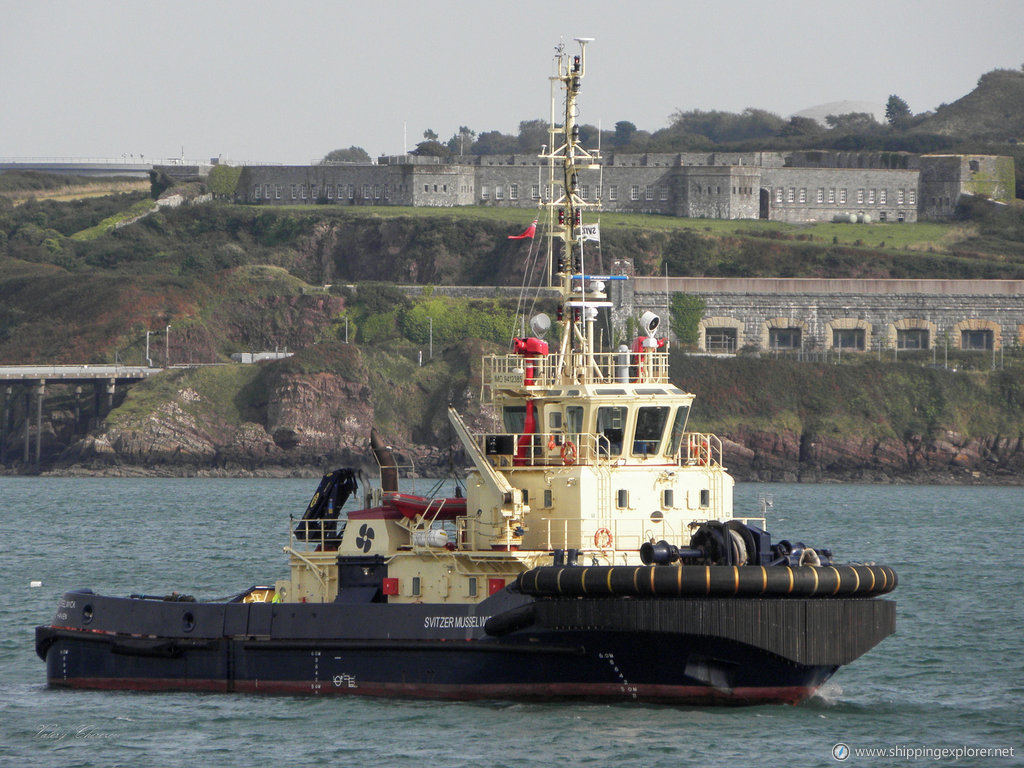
[82,604,94,624]
[182,611,196,633]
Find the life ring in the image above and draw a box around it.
[594,527,613,549]
[560,440,578,465]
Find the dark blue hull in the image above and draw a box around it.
[36,590,893,705]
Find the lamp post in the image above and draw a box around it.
[428,317,433,359]
[145,331,152,367]
[165,325,171,368]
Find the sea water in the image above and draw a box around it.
[1,478,1021,767]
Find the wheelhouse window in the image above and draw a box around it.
[596,406,627,456]
[632,406,669,457]
[769,328,802,350]
[833,329,865,350]
[897,329,929,350]
[565,406,584,436]
[502,406,526,433]
[665,405,691,457]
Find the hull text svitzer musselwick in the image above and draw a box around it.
[36,40,896,705]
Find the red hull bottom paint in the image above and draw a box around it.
[50,677,818,705]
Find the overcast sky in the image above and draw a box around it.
[3,0,1022,165]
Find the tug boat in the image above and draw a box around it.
[36,40,896,705]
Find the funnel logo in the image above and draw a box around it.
[832,743,850,761]
[355,524,375,553]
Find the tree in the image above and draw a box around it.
[423,129,438,141]
[516,119,548,153]
[321,146,371,163]
[885,95,912,128]
[447,126,476,155]
[411,140,448,157]
[612,120,637,147]
[207,165,242,199]
[825,112,880,132]
[471,130,517,155]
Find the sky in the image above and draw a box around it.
[3,0,1023,165]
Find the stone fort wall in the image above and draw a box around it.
[235,150,1014,224]
[628,277,1024,353]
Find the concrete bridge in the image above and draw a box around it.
[0,365,163,468]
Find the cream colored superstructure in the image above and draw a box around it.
[277,39,735,607]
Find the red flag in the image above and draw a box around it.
[507,219,538,240]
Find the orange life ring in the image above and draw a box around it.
[560,440,578,465]
[594,527,613,549]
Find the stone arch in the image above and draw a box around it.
[698,316,744,353]
[951,318,1002,350]
[825,317,873,351]
[886,318,937,351]
[761,317,808,351]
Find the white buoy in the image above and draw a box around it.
[30,581,42,588]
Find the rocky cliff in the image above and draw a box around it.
[40,348,1024,484]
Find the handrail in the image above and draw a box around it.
[483,349,669,392]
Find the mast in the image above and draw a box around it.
[541,38,604,385]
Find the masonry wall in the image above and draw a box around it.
[761,167,919,223]
[629,278,1024,352]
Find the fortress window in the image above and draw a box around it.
[291,184,297,199]
[337,184,343,198]
[775,187,783,203]
[880,189,887,204]
[510,184,518,200]
[254,185,261,199]
[704,327,737,353]
[646,185,654,200]
[580,184,590,199]
[275,185,281,199]
[817,189,824,203]
[897,329,928,350]
[769,327,802,350]
[531,184,540,199]
[301,185,308,199]
[829,188,835,203]
[898,189,905,204]
[787,188,795,203]
[857,189,864,204]
[969,160,980,172]
[326,185,333,199]
[362,184,370,198]
[375,185,381,199]
[908,190,916,205]
[481,186,489,199]
[897,211,906,222]
[833,329,865,350]
[660,187,668,201]
[384,185,390,199]
[630,185,639,201]
[495,186,503,199]
[868,189,876,204]
[348,185,354,199]
[798,188,806,203]
[961,330,993,351]
[265,184,271,198]
[311,185,319,199]
[609,185,618,201]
